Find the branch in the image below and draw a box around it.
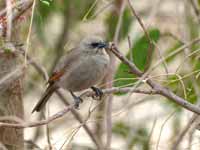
[0,105,72,128]
[0,0,33,22]
[127,0,151,44]
[17,46,103,149]
[127,0,154,70]
[12,0,33,22]
[172,115,200,150]
[105,1,126,148]
[108,43,200,115]
[189,0,200,24]
[81,87,157,98]
[55,90,103,149]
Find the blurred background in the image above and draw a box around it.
[1,0,200,149]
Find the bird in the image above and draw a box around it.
[32,35,110,113]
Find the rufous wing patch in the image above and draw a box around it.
[48,69,65,84]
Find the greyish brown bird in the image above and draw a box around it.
[32,36,110,113]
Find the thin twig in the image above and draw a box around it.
[0,1,25,17]
[18,46,156,149]
[6,0,12,40]
[24,140,42,150]
[82,87,157,97]
[0,105,72,128]
[46,108,52,150]
[50,3,70,72]
[189,0,200,24]
[127,0,151,44]
[161,32,184,44]
[113,0,126,44]
[172,115,199,150]
[147,117,157,146]
[109,43,200,115]
[127,35,133,62]
[105,1,126,148]
[24,0,35,66]
[127,0,154,70]
[91,0,115,19]
[156,111,176,150]
[55,90,103,150]
[12,0,33,22]
[149,37,200,73]
[18,46,103,149]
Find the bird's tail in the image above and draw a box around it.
[32,84,58,113]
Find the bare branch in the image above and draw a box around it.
[189,0,200,24]
[18,46,103,149]
[172,115,200,150]
[105,1,126,148]
[0,105,72,128]
[6,0,12,40]
[108,43,200,115]
[24,0,35,66]
[127,0,154,70]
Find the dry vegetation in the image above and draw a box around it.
[1,0,200,150]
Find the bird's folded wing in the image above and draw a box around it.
[48,70,65,84]
[48,47,83,83]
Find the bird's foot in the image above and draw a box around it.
[70,91,83,109]
[74,96,83,109]
[91,86,103,100]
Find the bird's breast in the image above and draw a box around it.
[59,53,110,92]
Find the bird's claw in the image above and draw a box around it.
[70,91,83,109]
[91,86,103,100]
[74,96,83,109]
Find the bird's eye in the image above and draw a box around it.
[91,42,99,48]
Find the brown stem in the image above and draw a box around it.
[109,44,200,115]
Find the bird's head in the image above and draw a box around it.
[80,35,108,54]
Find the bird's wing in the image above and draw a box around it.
[48,47,81,84]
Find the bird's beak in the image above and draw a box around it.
[98,42,109,49]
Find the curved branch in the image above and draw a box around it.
[0,105,72,128]
[109,43,200,115]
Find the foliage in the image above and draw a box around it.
[114,29,160,93]
[113,122,149,150]
[105,8,132,41]
[35,0,95,43]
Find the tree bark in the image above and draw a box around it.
[0,51,24,150]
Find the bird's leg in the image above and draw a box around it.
[70,91,83,109]
[91,86,103,99]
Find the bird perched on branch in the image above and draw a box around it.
[32,36,110,113]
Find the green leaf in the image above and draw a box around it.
[128,127,149,150]
[114,63,137,91]
[165,42,183,63]
[106,8,132,41]
[37,0,55,18]
[4,48,12,53]
[70,0,95,20]
[132,29,160,71]
[161,75,198,112]
[112,122,149,150]
[112,122,130,138]
[114,29,160,93]
[40,0,50,6]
